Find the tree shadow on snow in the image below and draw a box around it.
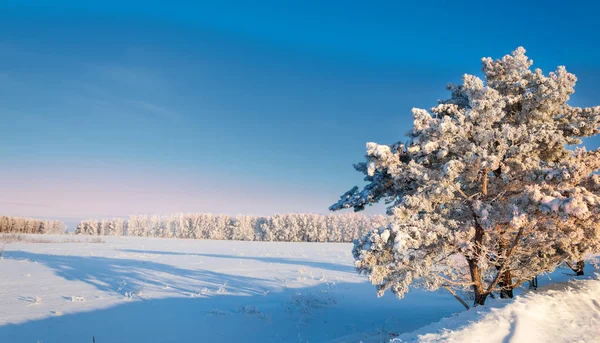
[0,251,466,342]
[118,248,354,273]
[4,251,271,297]
[0,277,463,343]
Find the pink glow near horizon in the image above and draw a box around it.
[0,164,346,220]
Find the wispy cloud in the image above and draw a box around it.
[93,64,164,88]
[81,63,183,121]
[129,100,182,120]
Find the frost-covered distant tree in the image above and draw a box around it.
[230,216,256,241]
[174,213,189,238]
[140,216,154,237]
[74,220,97,235]
[73,222,84,235]
[162,216,176,238]
[100,220,109,236]
[326,215,343,242]
[150,215,162,238]
[208,214,231,240]
[304,214,328,242]
[72,212,390,242]
[271,214,294,242]
[0,216,66,234]
[187,214,202,239]
[127,216,145,237]
[331,47,600,307]
[110,218,125,236]
[256,217,273,241]
[45,220,67,234]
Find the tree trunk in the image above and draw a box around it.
[529,276,538,290]
[566,260,585,276]
[474,292,487,306]
[499,269,514,298]
[495,232,513,299]
[576,260,585,276]
[443,286,470,310]
[468,197,488,306]
[468,258,488,306]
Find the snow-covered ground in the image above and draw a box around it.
[332,275,600,343]
[0,234,597,343]
[393,278,600,343]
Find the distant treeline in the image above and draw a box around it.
[0,216,67,234]
[75,213,390,242]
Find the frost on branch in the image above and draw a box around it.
[331,47,600,307]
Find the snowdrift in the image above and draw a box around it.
[330,277,600,343]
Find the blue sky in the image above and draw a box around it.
[1,1,600,225]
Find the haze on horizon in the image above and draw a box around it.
[2,0,600,226]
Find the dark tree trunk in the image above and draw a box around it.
[474,293,487,306]
[529,276,538,290]
[468,213,489,307]
[576,260,585,276]
[468,258,488,306]
[499,269,513,298]
[495,235,513,299]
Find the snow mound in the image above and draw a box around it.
[328,278,600,343]
[394,279,600,343]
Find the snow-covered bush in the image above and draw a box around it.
[331,47,600,306]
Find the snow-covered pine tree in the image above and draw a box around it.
[330,47,600,307]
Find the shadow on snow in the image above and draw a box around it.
[5,251,269,297]
[118,248,355,273]
[0,251,464,343]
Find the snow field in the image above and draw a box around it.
[0,235,461,342]
[0,234,597,343]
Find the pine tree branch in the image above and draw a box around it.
[511,278,532,290]
[454,185,469,200]
[489,190,507,204]
[564,260,579,273]
[436,275,474,287]
[482,168,489,196]
[442,285,470,310]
